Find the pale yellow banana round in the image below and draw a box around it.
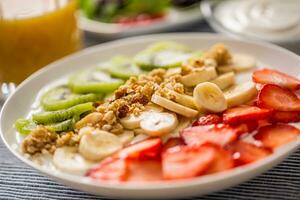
[140,112,178,136]
[165,88,197,109]
[224,81,258,107]
[53,147,93,175]
[181,67,217,87]
[217,66,234,74]
[193,82,227,113]
[151,94,198,118]
[231,53,256,72]
[118,130,134,145]
[79,129,122,161]
[119,114,141,130]
[130,133,149,144]
[211,72,235,90]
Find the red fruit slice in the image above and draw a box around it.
[162,138,184,152]
[254,124,300,149]
[162,145,215,180]
[226,141,272,165]
[192,114,222,126]
[181,124,238,147]
[117,138,162,159]
[127,159,162,182]
[86,158,128,182]
[270,111,300,123]
[223,106,272,125]
[203,143,234,174]
[257,84,300,111]
[252,68,300,90]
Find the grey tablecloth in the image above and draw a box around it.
[1,21,300,200]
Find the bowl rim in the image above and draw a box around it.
[1,32,300,191]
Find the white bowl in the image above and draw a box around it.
[1,33,300,199]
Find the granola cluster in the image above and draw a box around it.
[182,43,232,75]
[22,127,79,155]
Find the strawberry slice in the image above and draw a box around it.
[223,106,272,125]
[86,158,128,182]
[257,84,300,111]
[270,111,300,123]
[162,138,184,152]
[254,124,300,149]
[252,68,300,90]
[226,140,272,165]
[203,143,234,174]
[162,145,215,180]
[181,124,238,147]
[192,114,222,126]
[116,138,162,159]
[127,159,162,182]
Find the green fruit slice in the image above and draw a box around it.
[46,117,77,132]
[134,41,191,70]
[69,69,123,94]
[32,102,94,124]
[99,56,143,80]
[15,119,36,135]
[41,86,102,111]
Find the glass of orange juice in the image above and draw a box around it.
[0,0,82,84]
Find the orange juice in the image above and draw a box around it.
[0,0,82,84]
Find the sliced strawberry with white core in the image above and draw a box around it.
[127,159,162,182]
[162,138,184,152]
[162,145,215,180]
[226,140,272,165]
[252,68,300,90]
[257,84,300,111]
[116,138,162,159]
[203,143,234,174]
[192,114,222,126]
[86,158,128,182]
[254,124,300,149]
[223,106,272,125]
[270,111,300,123]
[181,124,238,147]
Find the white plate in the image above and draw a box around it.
[80,7,203,39]
[1,33,300,199]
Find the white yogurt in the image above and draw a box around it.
[214,0,300,42]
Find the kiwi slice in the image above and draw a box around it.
[134,41,191,70]
[68,69,123,94]
[15,119,36,135]
[32,102,93,124]
[45,117,77,132]
[101,56,143,80]
[41,86,102,111]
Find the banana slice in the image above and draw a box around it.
[130,133,149,144]
[164,88,197,109]
[181,67,217,87]
[231,54,256,72]
[140,112,178,136]
[162,117,191,142]
[119,114,141,130]
[151,94,198,118]
[144,103,164,112]
[224,81,258,107]
[79,129,122,161]
[53,147,93,174]
[193,82,227,113]
[211,72,235,90]
[118,130,134,145]
[217,66,234,74]
[217,54,256,73]
[78,126,94,137]
[119,105,164,130]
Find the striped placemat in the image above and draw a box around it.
[0,139,299,200]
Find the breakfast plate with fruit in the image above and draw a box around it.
[1,33,300,199]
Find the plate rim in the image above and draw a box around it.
[1,32,300,192]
